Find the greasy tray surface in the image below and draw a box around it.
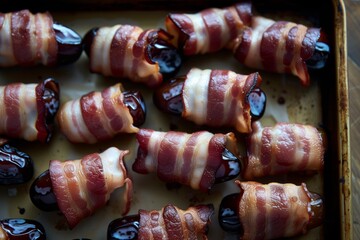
[0,0,350,239]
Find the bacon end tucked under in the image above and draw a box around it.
[236,180,314,240]
[49,147,133,229]
[138,204,214,240]
[182,68,262,133]
[57,83,138,144]
[133,128,237,192]
[88,24,162,87]
[243,121,325,180]
[233,16,321,86]
[0,9,57,67]
[0,78,60,143]
[165,2,252,55]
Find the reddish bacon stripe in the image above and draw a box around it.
[243,122,325,180]
[138,204,214,240]
[201,9,222,53]
[11,11,32,65]
[4,84,21,138]
[133,129,235,192]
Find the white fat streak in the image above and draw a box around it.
[100,147,128,194]
[91,25,120,75]
[173,133,191,178]
[189,131,214,189]
[0,14,16,66]
[245,16,275,69]
[188,13,209,54]
[183,68,210,125]
[37,13,52,65]
[121,26,142,78]
[145,131,165,172]
[22,84,38,141]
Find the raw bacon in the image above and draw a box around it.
[182,68,262,133]
[138,204,214,240]
[0,78,60,143]
[232,16,321,86]
[165,2,252,55]
[132,128,239,192]
[57,83,139,144]
[49,147,133,229]
[243,122,325,179]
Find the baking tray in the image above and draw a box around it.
[0,0,351,239]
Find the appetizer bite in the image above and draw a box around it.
[0,78,60,143]
[107,204,214,240]
[0,138,33,185]
[83,25,182,87]
[0,218,46,239]
[57,83,145,144]
[29,147,133,229]
[243,122,325,179]
[132,128,241,192]
[219,180,323,240]
[0,9,82,67]
[231,15,329,86]
[165,2,252,55]
[153,68,266,133]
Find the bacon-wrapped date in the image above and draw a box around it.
[153,68,266,133]
[132,128,241,192]
[243,122,325,180]
[165,2,252,56]
[219,180,323,240]
[83,25,182,87]
[0,218,46,239]
[29,147,133,229]
[0,9,82,67]
[57,83,145,144]
[231,16,330,86]
[0,138,33,185]
[107,204,214,240]
[0,78,60,143]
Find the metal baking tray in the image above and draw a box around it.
[0,0,351,239]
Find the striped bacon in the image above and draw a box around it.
[57,83,139,144]
[88,25,163,87]
[243,122,325,180]
[0,78,59,143]
[182,68,261,133]
[0,10,57,67]
[232,16,321,86]
[133,128,237,192]
[165,2,252,55]
[236,180,315,240]
[138,204,214,240]
[49,147,133,229]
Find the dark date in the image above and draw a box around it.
[107,215,140,240]
[53,23,83,65]
[305,32,330,69]
[123,91,146,127]
[215,149,241,184]
[0,218,46,240]
[42,78,60,143]
[29,170,59,212]
[0,142,33,185]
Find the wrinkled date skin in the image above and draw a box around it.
[0,218,46,240]
[123,91,146,127]
[0,143,33,185]
[305,32,330,69]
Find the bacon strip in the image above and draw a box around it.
[57,83,138,144]
[165,2,252,55]
[49,147,133,229]
[236,180,314,240]
[133,128,237,192]
[138,204,214,240]
[233,16,320,86]
[0,10,57,67]
[0,78,60,143]
[88,25,162,87]
[243,122,325,179]
[182,68,262,133]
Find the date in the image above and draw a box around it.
[0,140,33,185]
[0,218,46,240]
